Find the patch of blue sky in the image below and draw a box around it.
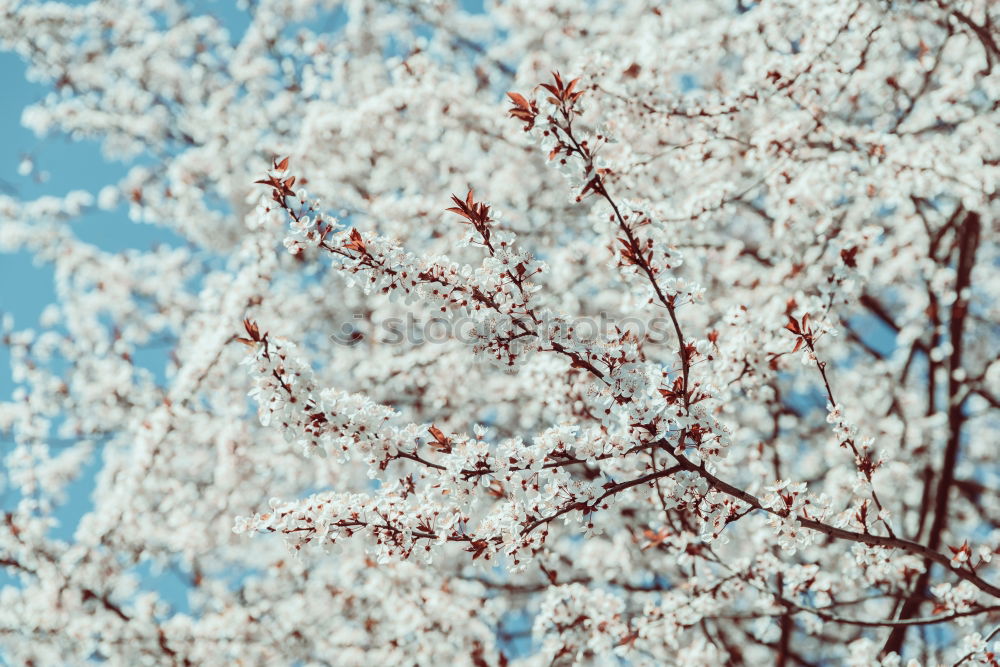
[0,1,256,622]
[0,0,722,645]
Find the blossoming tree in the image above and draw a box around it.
[1,0,999,664]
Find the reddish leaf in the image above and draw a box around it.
[840,246,859,268]
[565,77,580,98]
[427,425,452,453]
[540,82,560,97]
[506,92,531,111]
[344,228,367,253]
[446,206,472,221]
[243,318,261,341]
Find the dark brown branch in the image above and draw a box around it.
[665,448,1000,600]
[883,211,982,654]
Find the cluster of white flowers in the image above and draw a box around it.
[533,584,630,664]
[1,0,999,664]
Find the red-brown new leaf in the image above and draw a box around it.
[506,92,531,111]
[344,228,367,253]
[427,425,452,453]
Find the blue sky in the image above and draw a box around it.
[0,0,494,624]
[0,6,244,618]
[0,49,203,615]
